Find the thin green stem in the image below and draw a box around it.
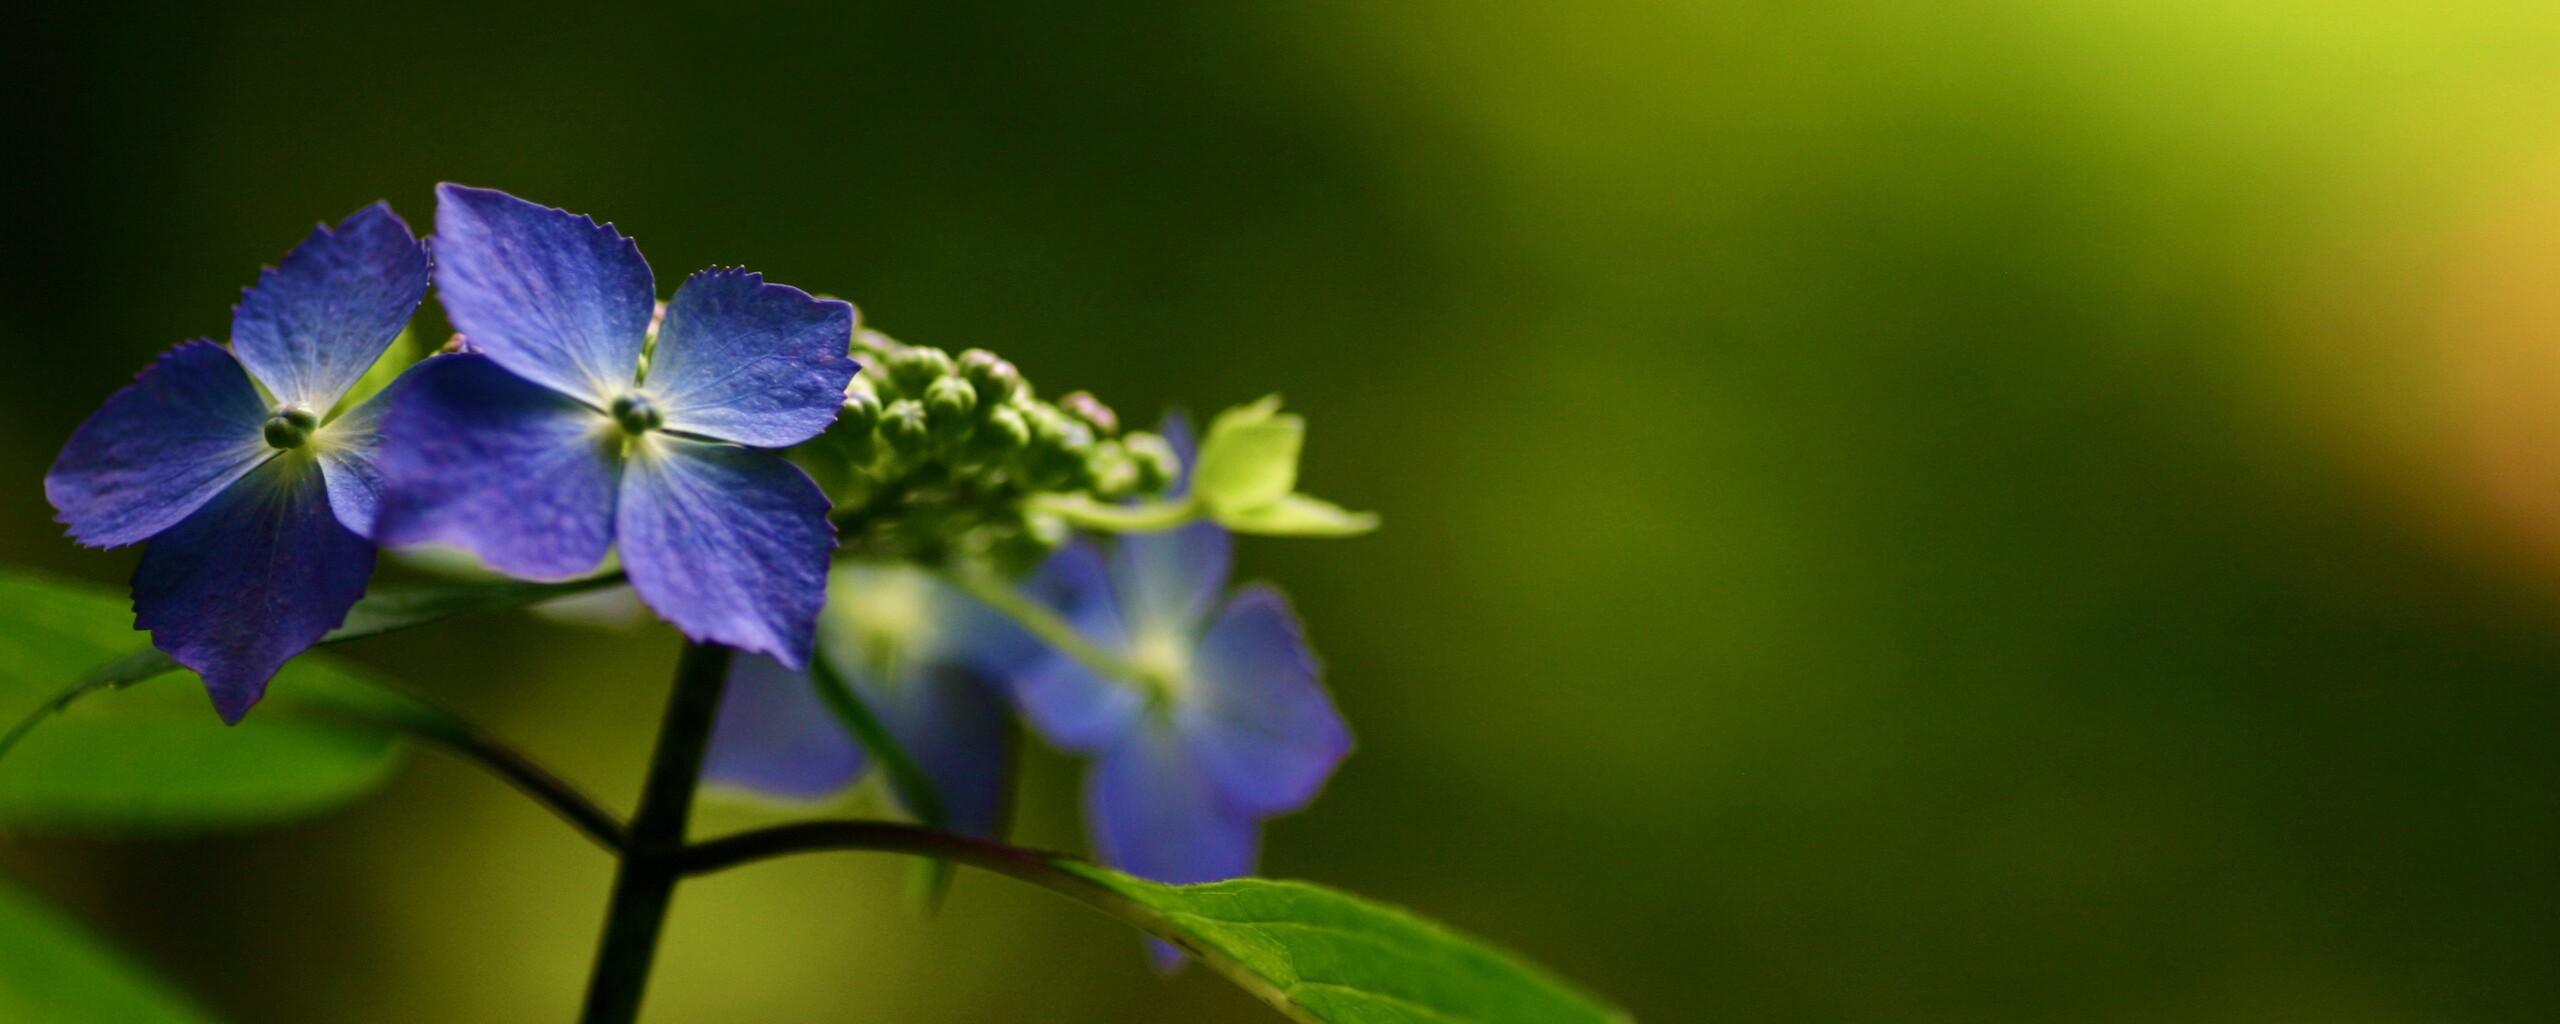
[937,568,1150,685]
[1027,493,1198,534]
[806,655,947,830]
[578,640,733,1024]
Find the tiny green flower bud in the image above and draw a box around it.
[969,404,1032,460]
[958,349,1022,406]
[1087,442,1140,500]
[879,399,931,459]
[1122,431,1180,494]
[979,511,1074,576]
[852,328,900,361]
[886,345,955,396]
[262,404,319,450]
[923,374,978,422]
[1017,405,1097,490]
[837,386,881,435]
[858,363,901,401]
[924,377,978,451]
[1058,391,1119,436]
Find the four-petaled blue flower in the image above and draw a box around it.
[1014,419,1352,930]
[374,185,857,666]
[46,191,1355,907]
[45,203,429,721]
[703,562,1035,835]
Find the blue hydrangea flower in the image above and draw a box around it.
[703,562,1035,835]
[45,203,429,722]
[374,185,856,665]
[1014,418,1352,923]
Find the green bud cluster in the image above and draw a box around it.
[794,329,1181,575]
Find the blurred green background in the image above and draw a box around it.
[8,1,2560,1021]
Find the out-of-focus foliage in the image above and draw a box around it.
[6,1,2560,1022]
[0,877,217,1023]
[0,570,404,833]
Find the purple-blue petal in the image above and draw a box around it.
[1088,725,1261,887]
[1112,521,1231,635]
[853,662,1014,836]
[229,202,429,410]
[617,437,833,667]
[312,383,396,537]
[704,653,866,801]
[645,269,858,448]
[1180,585,1351,815]
[1007,544,1147,752]
[132,455,376,723]
[1159,410,1197,495]
[46,342,274,549]
[431,184,653,406]
[928,576,1050,680]
[373,355,620,579]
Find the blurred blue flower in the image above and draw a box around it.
[45,203,428,721]
[704,562,1035,835]
[1014,417,1351,964]
[375,185,857,666]
[1020,531,1350,882]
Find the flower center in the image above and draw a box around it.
[1129,627,1193,704]
[262,404,319,450]
[609,393,662,435]
[843,568,937,658]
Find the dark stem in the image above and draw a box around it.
[577,640,734,1024]
[674,820,1288,1010]
[414,718,629,853]
[679,819,1061,881]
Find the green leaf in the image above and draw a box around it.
[0,568,405,834]
[328,573,625,644]
[1060,863,1630,1024]
[1193,396,1304,517]
[1214,493,1380,538]
[0,875,222,1023]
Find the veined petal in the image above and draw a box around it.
[431,184,652,405]
[132,454,376,723]
[46,342,274,548]
[310,380,398,537]
[1008,544,1147,752]
[1089,725,1260,886]
[1112,520,1231,635]
[1180,585,1351,815]
[230,202,429,410]
[704,653,865,802]
[849,662,1014,836]
[646,269,857,447]
[618,437,834,667]
[374,355,621,579]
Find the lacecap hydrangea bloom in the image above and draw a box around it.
[1016,419,1352,900]
[375,185,856,665]
[45,204,429,721]
[704,562,1036,835]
